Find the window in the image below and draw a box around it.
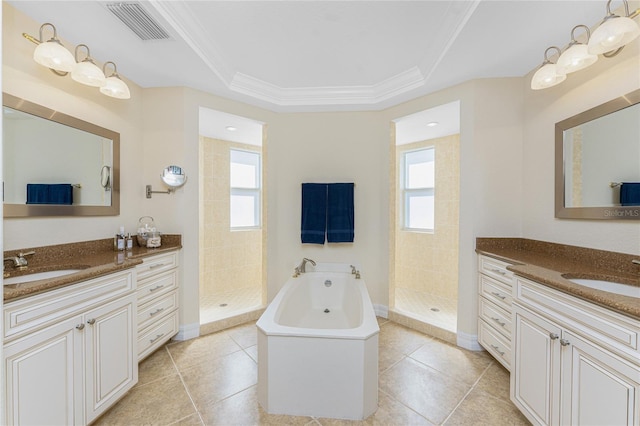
[230,149,261,228]
[402,148,435,231]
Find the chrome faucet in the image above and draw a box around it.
[350,265,357,274]
[293,258,316,277]
[3,251,35,269]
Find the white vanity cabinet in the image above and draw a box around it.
[477,254,515,370]
[136,251,180,361]
[511,277,640,426]
[3,269,137,425]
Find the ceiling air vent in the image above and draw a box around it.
[106,2,170,41]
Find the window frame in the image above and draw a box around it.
[230,148,262,230]
[401,147,435,232]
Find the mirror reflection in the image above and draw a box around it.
[3,93,120,217]
[555,89,640,220]
[161,165,187,189]
[563,102,640,208]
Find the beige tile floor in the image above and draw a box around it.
[95,318,530,426]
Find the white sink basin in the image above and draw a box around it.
[4,269,84,286]
[568,278,640,299]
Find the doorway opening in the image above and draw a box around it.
[390,101,460,335]
[198,107,266,327]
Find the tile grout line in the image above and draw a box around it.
[439,360,494,425]
[163,345,207,426]
[377,387,431,424]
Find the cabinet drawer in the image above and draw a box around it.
[137,290,178,331]
[479,297,512,338]
[137,270,177,305]
[136,252,178,281]
[479,255,514,285]
[4,270,134,341]
[516,277,640,360]
[479,319,511,371]
[479,274,512,311]
[138,311,178,361]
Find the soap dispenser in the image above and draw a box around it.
[115,226,125,251]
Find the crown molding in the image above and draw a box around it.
[230,67,426,107]
[419,0,481,80]
[146,1,235,85]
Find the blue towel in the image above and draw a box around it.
[327,183,354,243]
[620,182,640,206]
[26,184,73,205]
[301,183,327,244]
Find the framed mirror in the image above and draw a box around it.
[555,89,640,220]
[3,93,120,217]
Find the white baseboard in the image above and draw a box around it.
[456,330,483,351]
[173,322,200,341]
[373,304,389,318]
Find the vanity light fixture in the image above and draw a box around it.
[24,22,131,99]
[71,44,106,87]
[31,23,75,73]
[557,25,599,74]
[588,0,640,55]
[100,62,131,99]
[531,47,566,90]
[531,0,639,90]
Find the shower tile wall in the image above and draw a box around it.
[200,137,262,316]
[394,134,460,324]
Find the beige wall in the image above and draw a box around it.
[199,136,262,299]
[394,135,460,301]
[521,39,640,254]
[2,3,145,249]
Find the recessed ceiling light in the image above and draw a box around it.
[226,126,237,132]
[426,121,439,127]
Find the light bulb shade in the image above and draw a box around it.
[33,40,75,72]
[531,63,566,90]
[557,44,598,74]
[588,16,640,54]
[100,75,131,99]
[71,60,106,87]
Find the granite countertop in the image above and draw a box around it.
[476,238,640,321]
[3,235,182,302]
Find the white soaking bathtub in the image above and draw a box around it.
[256,265,379,420]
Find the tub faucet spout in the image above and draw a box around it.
[296,258,316,275]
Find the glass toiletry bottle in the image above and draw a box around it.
[126,233,133,251]
[116,226,125,251]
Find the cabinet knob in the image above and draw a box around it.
[560,339,571,346]
[87,318,96,325]
[75,323,85,330]
[549,333,559,340]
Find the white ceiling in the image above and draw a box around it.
[9,0,618,115]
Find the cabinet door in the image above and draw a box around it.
[4,315,84,425]
[84,294,138,424]
[560,330,640,426]
[512,304,562,426]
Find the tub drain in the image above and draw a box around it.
[430,307,440,312]
[324,308,330,313]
